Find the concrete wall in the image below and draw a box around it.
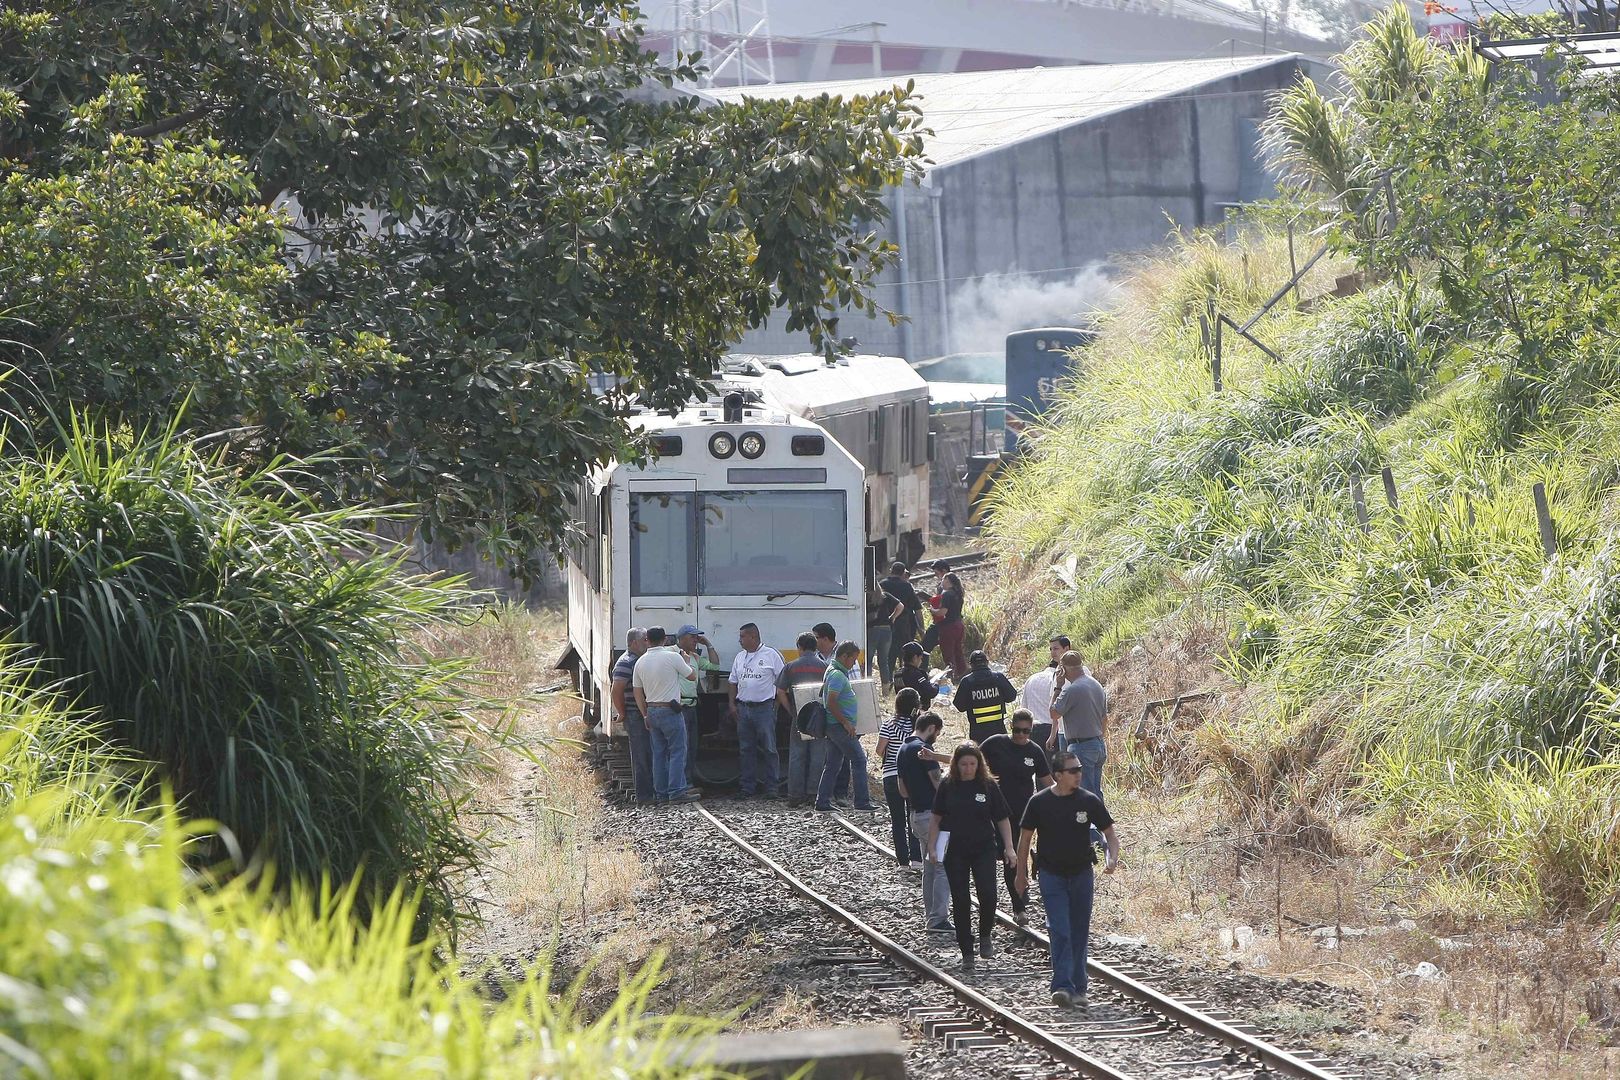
[734,57,1327,363]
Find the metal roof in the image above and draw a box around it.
[727,353,929,414]
[704,54,1303,167]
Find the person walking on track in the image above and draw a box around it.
[777,632,828,807]
[953,649,1018,743]
[631,626,699,804]
[979,708,1052,923]
[815,640,876,813]
[610,627,654,805]
[727,622,784,798]
[876,687,923,868]
[896,711,951,935]
[1015,750,1120,1008]
[928,742,1015,972]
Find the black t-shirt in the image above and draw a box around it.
[938,587,964,625]
[1019,787,1114,877]
[896,736,941,814]
[869,589,902,628]
[980,734,1050,807]
[931,776,1010,858]
[882,576,922,637]
[898,664,937,710]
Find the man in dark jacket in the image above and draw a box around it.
[880,561,923,664]
[953,650,1018,743]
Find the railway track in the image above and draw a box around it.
[827,812,1349,1079]
[694,800,1358,1080]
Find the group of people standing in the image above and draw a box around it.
[607,600,1124,1008]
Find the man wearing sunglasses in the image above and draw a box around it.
[1015,750,1119,1009]
[978,707,1051,924]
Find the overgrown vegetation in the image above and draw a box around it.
[0,692,724,1077]
[985,8,1620,918]
[0,418,499,931]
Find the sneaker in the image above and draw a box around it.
[978,938,995,960]
[1051,990,1073,1008]
[927,922,955,935]
[671,790,702,803]
[900,863,922,874]
[961,954,976,974]
[1014,911,1030,927]
[853,804,877,814]
[1072,995,1089,1009]
[813,803,835,812]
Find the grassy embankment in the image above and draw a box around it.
[0,423,720,1077]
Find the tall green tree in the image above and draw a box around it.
[0,2,924,577]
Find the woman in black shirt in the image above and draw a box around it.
[928,742,1014,969]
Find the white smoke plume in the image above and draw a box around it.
[947,264,1121,356]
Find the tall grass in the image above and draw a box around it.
[980,221,1620,915]
[0,418,500,930]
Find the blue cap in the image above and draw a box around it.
[677,624,702,639]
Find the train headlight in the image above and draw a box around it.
[708,432,736,458]
[738,432,766,459]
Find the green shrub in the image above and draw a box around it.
[0,420,497,930]
[0,781,727,1079]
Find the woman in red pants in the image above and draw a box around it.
[931,572,968,679]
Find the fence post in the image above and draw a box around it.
[1380,466,1400,516]
[1287,221,1300,306]
[1349,472,1370,534]
[1212,314,1224,394]
[1533,482,1557,561]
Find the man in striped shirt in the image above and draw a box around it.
[876,687,923,867]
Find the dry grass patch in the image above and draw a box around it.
[419,605,648,954]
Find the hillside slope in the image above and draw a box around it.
[980,12,1620,919]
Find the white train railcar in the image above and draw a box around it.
[563,386,869,737]
[726,354,931,569]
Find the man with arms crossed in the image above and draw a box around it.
[1015,750,1120,1007]
[727,622,784,798]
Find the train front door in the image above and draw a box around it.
[626,480,698,636]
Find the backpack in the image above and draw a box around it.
[795,698,829,738]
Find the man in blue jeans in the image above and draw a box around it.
[727,621,785,798]
[631,625,700,804]
[815,640,876,812]
[609,627,653,804]
[1015,750,1119,1008]
[1047,650,1107,841]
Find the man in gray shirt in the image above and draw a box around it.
[1047,650,1107,801]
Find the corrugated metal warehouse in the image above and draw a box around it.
[706,53,1330,362]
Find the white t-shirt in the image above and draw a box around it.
[1021,667,1057,724]
[632,645,694,706]
[729,646,785,703]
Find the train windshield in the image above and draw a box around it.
[629,491,694,595]
[699,491,847,596]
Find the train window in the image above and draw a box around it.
[698,491,847,596]
[629,492,694,595]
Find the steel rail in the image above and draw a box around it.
[832,815,1345,1080]
[695,805,1137,1080]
